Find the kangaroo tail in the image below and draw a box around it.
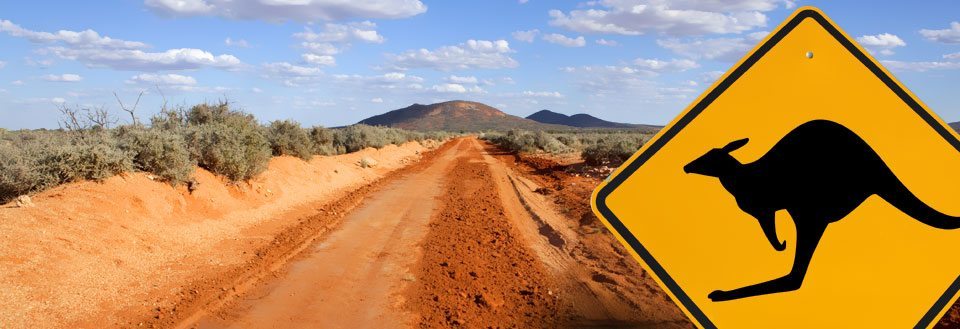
[879,178,960,229]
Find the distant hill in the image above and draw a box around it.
[358,101,570,131]
[526,110,660,131]
[950,122,960,132]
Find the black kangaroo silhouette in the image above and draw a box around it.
[684,119,960,302]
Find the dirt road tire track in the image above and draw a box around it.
[134,140,461,329]
[408,139,562,328]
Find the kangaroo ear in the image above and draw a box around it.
[721,138,749,152]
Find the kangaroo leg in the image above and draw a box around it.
[709,220,828,302]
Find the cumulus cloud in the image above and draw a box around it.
[302,53,336,66]
[542,33,586,47]
[387,39,518,71]
[522,91,564,98]
[562,65,696,101]
[881,60,960,72]
[945,52,960,60]
[126,73,197,86]
[595,38,619,46]
[46,47,242,71]
[2,19,241,71]
[43,74,83,82]
[445,75,479,84]
[512,29,540,43]
[0,61,5,69]
[856,33,906,56]
[144,0,427,21]
[431,83,484,94]
[0,19,146,49]
[224,37,250,48]
[920,22,960,44]
[295,21,385,44]
[371,97,384,103]
[633,58,699,71]
[657,31,766,61]
[547,0,783,36]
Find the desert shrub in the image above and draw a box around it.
[309,126,337,155]
[117,127,194,185]
[182,103,271,181]
[582,134,646,166]
[150,106,189,131]
[0,132,133,202]
[0,144,46,201]
[533,131,570,154]
[333,124,390,153]
[267,120,314,160]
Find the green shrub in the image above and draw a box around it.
[309,126,337,155]
[0,132,133,202]
[582,135,646,166]
[267,120,314,160]
[117,127,194,185]
[174,102,273,181]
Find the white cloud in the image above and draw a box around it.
[633,58,699,71]
[371,97,384,103]
[301,42,340,56]
[263,62,324,77]
[882,60,960,72]
[512,29,540,43]
[700,70,725,82]
[387,39,518,71]
[920,22,960,44]
[595,38,619,46]
[562,64,696,101]
[0,19,146,49]
[144,0,427,21]
[542,33,586,47]
[224,37,250,48]
[446,75,479,84]
[522,91,564,98]
[11,80,24,85]
[302,53,336,66]
[46,47,242,71]
[43,73,83,82]
[519,0,529,3]
[126,73,197,86]
[430,83,484,94]
[548,0,778,36]
[1,20,241,71]
[657,32,765,61]
[252,87,263,93]
[330,72,425,91]
[295,21,385,44]
[856,33,906,56]
[945,52,960,60]
[0,61,5,69]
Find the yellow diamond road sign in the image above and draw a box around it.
[592,7,960,329]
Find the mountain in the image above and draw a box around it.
[950,122,960,132]
[526,109,659,131]
[358,100,569,131]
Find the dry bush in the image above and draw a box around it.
[267,120,314,160]
[117,126,194,185]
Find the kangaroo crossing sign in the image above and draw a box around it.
[592,7,960,328]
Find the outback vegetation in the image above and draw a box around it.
[481,129,652,166]
[0,100,454,203]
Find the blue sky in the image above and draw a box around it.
[0,0,958,129]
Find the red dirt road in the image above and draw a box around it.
[178,138,688,328]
